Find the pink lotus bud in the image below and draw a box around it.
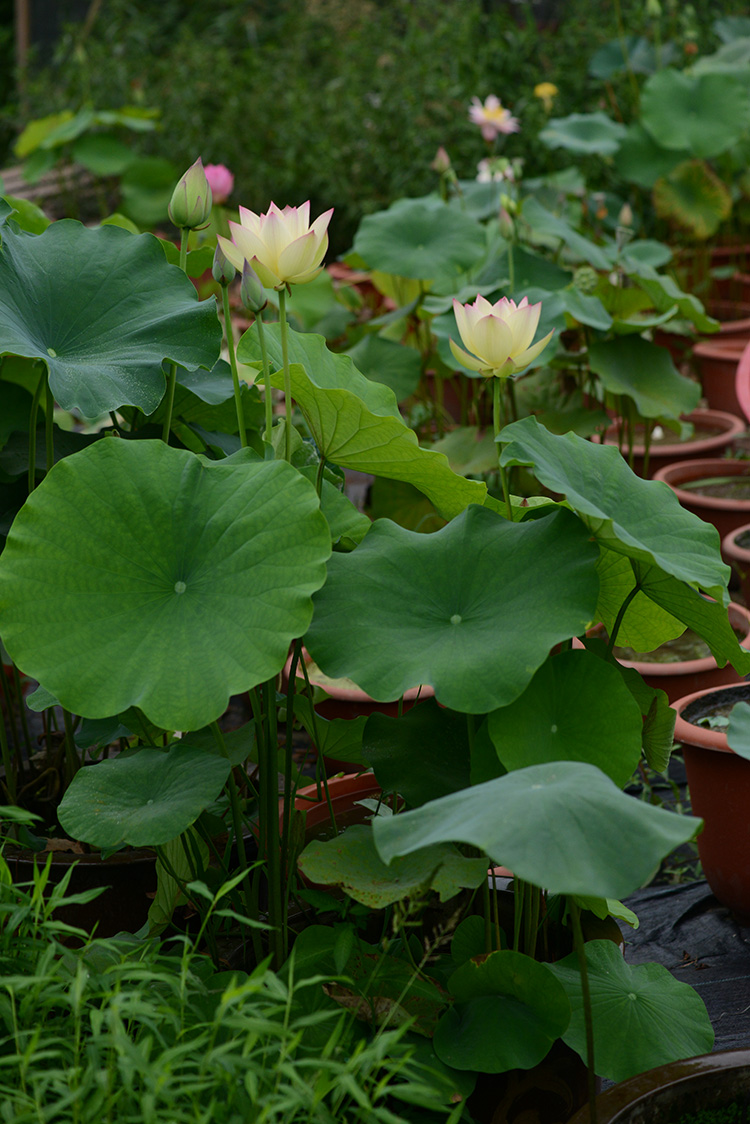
[431,147,452,174]
[204,164,234,206]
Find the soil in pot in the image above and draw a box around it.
[653,459,750,549]
[723,523,750,605]
[615,621,747,665]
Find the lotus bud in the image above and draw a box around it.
[240,260,267,313]
[498,207,515,241]
[212,243,236,287]
[431,146,452,175]
[618,202,634,228]
[168,158,213,230]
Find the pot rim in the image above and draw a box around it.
[671,682,750,753]
[735,335,750,425]
[614,602,750,679]
[569,1048,750,1124]
[602,408,745,461]
[652,457,750,511]
[722,520,750,562]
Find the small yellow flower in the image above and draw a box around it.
[450,295,553,378]
[218,201,333,290]
[534,82,558,112]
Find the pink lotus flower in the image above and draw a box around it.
[218,201,333,289]
[204,164,234,205]
[450,294,553,377]
[468,96,520,143]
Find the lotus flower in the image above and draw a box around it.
[204,163,234,205]
[450,295,553,378]
[218,201,333,289]
[468,96,520,143]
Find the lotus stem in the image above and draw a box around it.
[277,287,293,463]
[569,898,598,1124]
[255,310,273,446]
[220,283,247,449]
[493,377,513,521]
[161,227,189,444]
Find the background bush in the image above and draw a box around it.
[7,0,750,252]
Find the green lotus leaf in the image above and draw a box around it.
[488,650,643,787]
[548,939,714,1083]
[588,335,700,419]
[727,701,750,760]
[521,198,612,271]
[499,417,730,602]
[305,505,599,714]
[641,69,750,158]
[594,548,684,651]
[539,112,626,155]
[653,159,733,240]
[0,440,330,730]
[345,335,421,402]
[238,323,487,519]
[625,264,717,333]
[372,761,701,898]
[350,196,486,283]
[614,123,689,190]
[0,221,221,417]
[430,428,498,478]
[58,743,230,849]
[298,824,486,908]
[363,698,472,806]
[433,951,570,1073]
[238,320,402,420]
[589,35,673,78]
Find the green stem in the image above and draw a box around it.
[315,455,326,497]
[255,310,273,447]
[161,227,189,444]
[493,377,513,521]
[606,578,642,655]
[44,372,54,475]
[0,682,16,803]
[221,283,247,449]
[11,665,32,762]
[569,898,598,1124]
[261,677,285,968]
[27,366,45,493]
[507,240,515,294]
[282,639,303,934]
[641,420,653,480]
[62,709,79,784]
[278,287,293,463]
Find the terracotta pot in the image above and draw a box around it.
[584,604,750,704]
[5,845,157,938]
[733,336,750,425]
[602,408,745,478]
[569,1048,750,1124]
[673,682,750,923]
[692,337,750,415]
[652,457,750,548]
[291,772,384,840]
[723,522,750,604]
[283,651,434,724]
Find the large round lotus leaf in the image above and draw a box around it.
[0,440,330,730]
[0,220,221,417]
[372,761,701,899]
[305,505,599,714]
[539,112,626,155]
[548,939,714,1083]
[350,197,486,282]
[58,743,230,849]
[653,160,733,240]
[641,69,750,159]
[499,416,730,603]
[434,951,570,1073]
[488,651,643,788]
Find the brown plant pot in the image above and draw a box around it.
[586,603,750,704]
[652,457,750,549]
[603,408,745,478]
[692,337,750,415]
[569,1048,750,1124]
[723,522,750,605]
[673,682,750,924]
[5,845,157,938]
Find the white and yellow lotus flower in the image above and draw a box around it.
[218,201,333,289]
[450,294,553,378]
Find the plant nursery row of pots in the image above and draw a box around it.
[5,127,750,1123]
